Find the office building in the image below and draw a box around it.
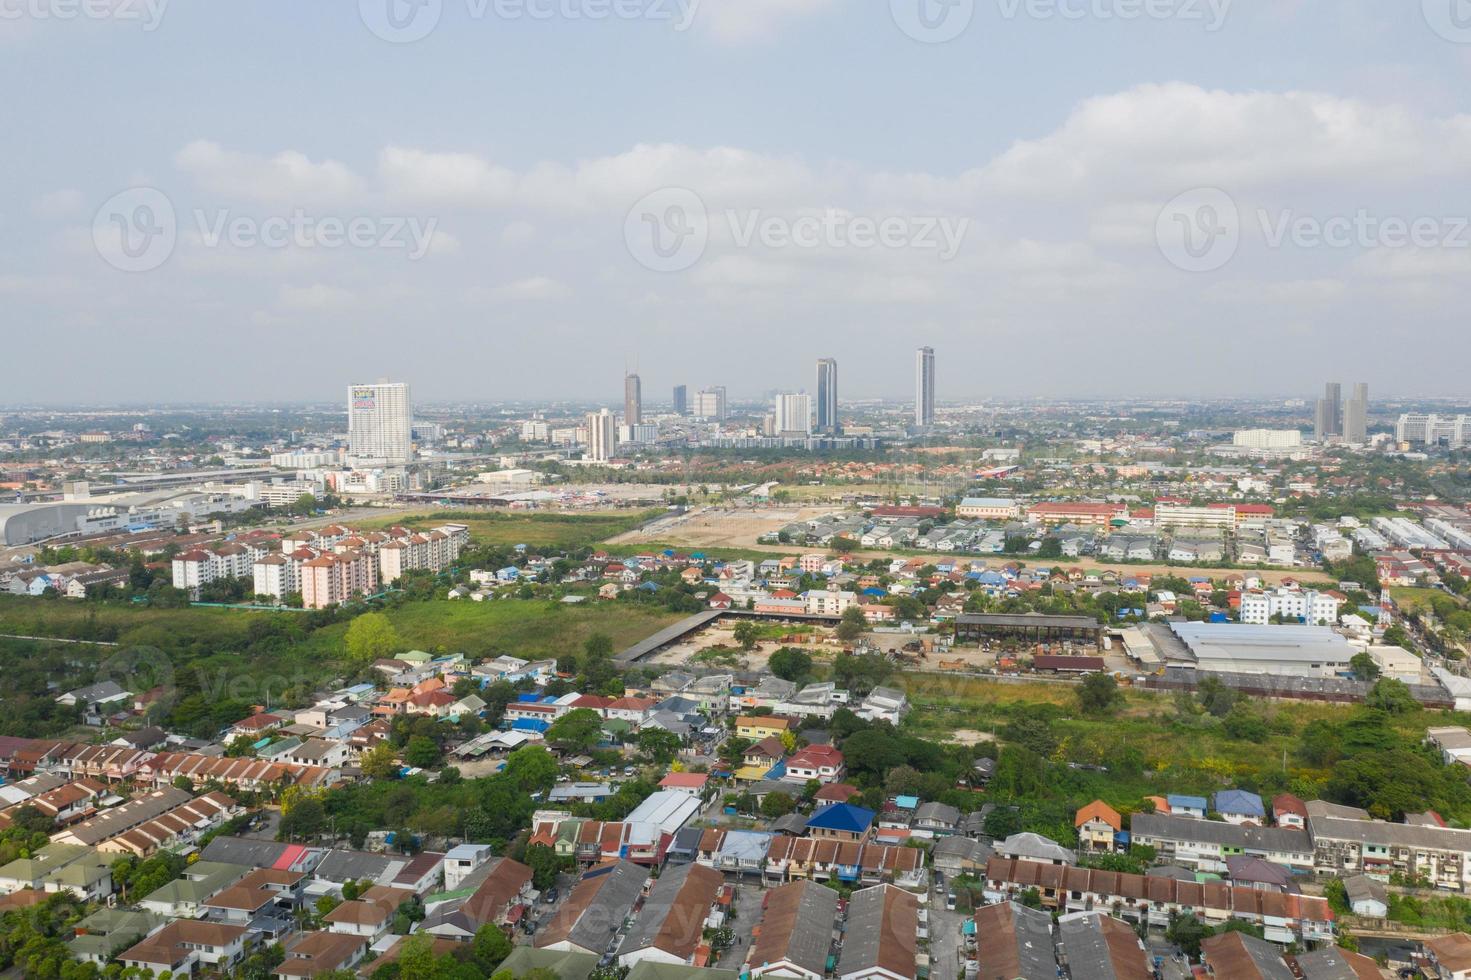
[672,385,687,415]
[915,347,935,427]
[815,358,839,434]
[586,409,617,463]
[1344,383,1369,444]
[1314,382,1342,442]
[624,373,642,426]
[694,387,727,421]
[1397,413,1470,448]
[348,382,413,465]
[774,393,812,436]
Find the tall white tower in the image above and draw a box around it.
[915,347,935,427]
[348,382,413,465]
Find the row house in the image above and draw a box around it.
[761,836,925,889]
[58,744,154,783]
[1129,813,1314,875]
[139,752,332,791]
[573,820,666,866]
[1308,809,1471,891]
[984,857,1334,946]
[93,792,241,858]
[3,777,107,826]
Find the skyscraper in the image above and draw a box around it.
[586,409,617,462]
[915,347,936,427]
[775,393,813,436]
[1315,382,1342,442]
[348,381,413,465]
[624,373,642,426]
[672,385,688,415]
[1345,382,1369,444]
[694,387,727,420]
[815,358,838,434]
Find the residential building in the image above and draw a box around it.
[835,884,918,980]
[616,862,723,967]
[746,880,838,980]
[587,409,618,463]
[1075,801,1122,852]
[348,381,414,466]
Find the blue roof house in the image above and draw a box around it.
[1213,790,1266,825]
[1166,794,1208,819]
[806,803,875,842]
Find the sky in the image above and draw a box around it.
[3,0,1470,405]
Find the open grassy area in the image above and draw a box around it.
[303,599,684,660]
[1391,587,1457,614]
[360,510,662,550]
[895,668,1471,817]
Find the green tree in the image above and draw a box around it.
[732,620,761,651]
[768,647,814,682]
[546,708,605,752]
[836,605,867,642]
[1349,652,1381,681]
[471,923,514,973]
[345,612,400,664]
[760,791,796,818]
[1076,672,1121,716]
[525,843,564,890]
[360,742,401,780]
[503,746,560,793]
[403,735,441,769]
[637,728,683,764]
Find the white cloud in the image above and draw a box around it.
[177,141,366,204]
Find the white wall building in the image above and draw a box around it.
[348,382,414,466]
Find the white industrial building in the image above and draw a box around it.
[1166,622,1356,678]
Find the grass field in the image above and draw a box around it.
[306,599,684,659]
[0,593,683,665]
[360,510,662,550]
[895,668,1471,814]
[1392,587,1457,614]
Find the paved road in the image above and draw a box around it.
[928,906,968,980]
